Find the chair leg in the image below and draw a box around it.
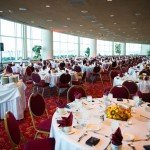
[34,132,39,139]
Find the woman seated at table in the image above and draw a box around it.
[3,65,13,74]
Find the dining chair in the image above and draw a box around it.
[139,70,150,76]
[57,73,71,96]
[122,80,138,99]
[110,85,130,99]
[72,71,86,86]
[6,65,13,74]
[31,72,49,96]
[28,93,52,138]
[109,70,119,85]
[24,67,33,84]
[4,111,55,150]
[67,85,87,103]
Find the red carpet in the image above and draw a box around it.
[0,81,111,150]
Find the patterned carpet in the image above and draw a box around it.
[0,81,111,150]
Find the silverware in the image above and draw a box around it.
[104,141,111,150]
[93,131,109,138]
[140,115,150,120]
[128,143,136,150]
[78,131,88,142]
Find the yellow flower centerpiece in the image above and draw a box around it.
[106,104,131,121]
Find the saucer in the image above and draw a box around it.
[62,129,75,135]
[86,124,100,131]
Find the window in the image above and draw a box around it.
[97,40,113,55]
[126,43,141,55]
[53,32,78,57]
[80,37,93,56]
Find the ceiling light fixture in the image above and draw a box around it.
[47,19,53,22]
[132,27,136,29]
[19,7,27,11]
[110,14,114,17]
[80,25,83,27]
[107,0,112,1]
[0,11,3,13]
[81,10,88,13]
[64,25,68,27]
[46,5,50,8]
[113,22,117,25]
[31,21,34,23]
[8,10,12,13]
[67,18,70,20]
[100,26,104,28]
[91,20,96,23]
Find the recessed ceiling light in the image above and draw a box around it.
[80,25,83,27]
[132,27,136,29]
[122,32,125,33]
[31,21,34,23]
[47,19,53,22]
[0,10,3,13]
[113,22,117,25]
[8,10,12,13]
[81,10,88,13]
[90,29,93,31]
[91,20,96,23]
[19,7,27,11]
[135,13,141,16]
[107,0,112,1]
[46,5,50,8]
[67,18,70,20]
[100,26,104,28]
[64,25,68,27]
[110,14,114,17]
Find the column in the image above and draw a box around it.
[41,29,53,59]
[112,42,114,56]
[78,37,80,57]
[22,24,27,59]
[90,39,97,57]
[123,43,126,55]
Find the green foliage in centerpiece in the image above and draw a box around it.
[32,45,42,60]
[85,47,90,57]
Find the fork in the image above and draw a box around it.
[93,131,109,138]
[78,131,88,142]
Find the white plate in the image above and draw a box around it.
[62,129,75,135]
[86,124,100,131]
[123,133,135,141]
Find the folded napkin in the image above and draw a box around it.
[56,99,66,108]
[74,91,82,99]
[111,127,123,146]
[57,112,73,127]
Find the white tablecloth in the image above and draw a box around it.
[39,71,77,87]
[113,76,150,93]
[0,81,26,120]
[50,98,150,150]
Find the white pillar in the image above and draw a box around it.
[90,39,97,57]
[112,42,114,56]
[22,25,27,59]
[123,43,126,55]
[78,37,80,57]
[41,29,53,59]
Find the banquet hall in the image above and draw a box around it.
[0,0,150,150]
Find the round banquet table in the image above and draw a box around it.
[50,98,150,150]
[39,71,78,87]
[0,81,26,120]
[113,76,150,93]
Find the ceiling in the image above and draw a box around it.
[0,0,150,44]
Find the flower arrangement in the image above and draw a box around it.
[106,104,131,121]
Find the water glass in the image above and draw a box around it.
[87,95,92,102]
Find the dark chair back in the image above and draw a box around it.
[4,111,21,147]
[59,73,71,84]
[110,85,130,99]
[29,93,46,116]
[93,66,100,73]
[67,85,86,103]
[32,72,41,83]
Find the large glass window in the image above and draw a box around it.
[53,32,78,57]
[126,43,141,55]
[80,37,93,56]
[0,19,42,61]
[97,40,113,55]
